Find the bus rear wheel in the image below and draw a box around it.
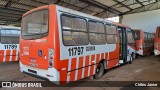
[94,63,104,79]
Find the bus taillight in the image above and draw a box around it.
[48,49,54,68]
[155,43,158,50]
[140,44,142,49]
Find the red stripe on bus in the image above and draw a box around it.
[96,54,100,63]
[0,50,4,62]
[77,57,83,80]
[77,68,83,80]
[71,58,77,71]
[6,50,10,62]
[60,59,68,84]
[90,55,95,76]
[85,56,90,66]
[12,50,17,61]
[101,53,104,60]
[105,52,108,60]
[84,56,89,78]
[70,70,76,82]
[78,57,83,68]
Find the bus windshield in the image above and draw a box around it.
[134,30,140,40]
[22,9,48,40]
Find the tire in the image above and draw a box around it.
[133,53,136,59]
[135,53,138,59]
[128,54,133,64]
[94,63,104,79]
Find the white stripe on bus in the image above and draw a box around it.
[15,50,19,61]
[74,57,79,81]
[3,50,6,62]
[9,50,13,61]
[93,54,97,75]
[81,56,86,78]
[67,58,72,82]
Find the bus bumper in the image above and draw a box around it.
[19,61,60,85]
[137,50,143,56]
[154,50,160,56]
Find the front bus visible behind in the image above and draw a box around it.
[154,26,160,56]
[0,26,20,62]
[20,5,133,85]
[113,23,136,61]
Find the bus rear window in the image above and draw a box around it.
[22,10,48,40]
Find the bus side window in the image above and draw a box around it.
[0,29,20,44]
[144,32,148,47]
[61,15,88,46]
[126,28,134,46]
[88,21,106,45]
[106,24,117,44]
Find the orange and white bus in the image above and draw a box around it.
[19,5,135,85]
[154,26,160,56]
[133,29,154,56]
[0,26,20,62]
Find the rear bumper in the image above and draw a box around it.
[154,50,160,56]
[19,61,60,85]
[136,50,143,56]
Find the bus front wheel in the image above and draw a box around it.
[94,63,104,79]
[128,54,133,64]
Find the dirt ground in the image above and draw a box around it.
[0,55,160,90]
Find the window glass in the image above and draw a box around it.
[106,35,117,44]
[0,29,20,44]
[89,33,106,44]
[22,10,48,40]
[89,21,105,33]
[62,15,88,45]
[144,32,148,43]
[106,24,117,44]
[126,29,134,45]
[134,30,140,40]
[89,21,106,44]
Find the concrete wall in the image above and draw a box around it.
[122,9,160,33]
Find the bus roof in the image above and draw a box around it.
[57,5,111,23]
[23,4,112,24]
[112,22,130,28]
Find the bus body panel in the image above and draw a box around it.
[134,29,154,56]
[20,5,134,85]
[154,26,160,56]
[20,5,61,84]
[134,30,144,55]
[56,6,119,84]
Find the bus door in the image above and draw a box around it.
[118,26,127,64]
